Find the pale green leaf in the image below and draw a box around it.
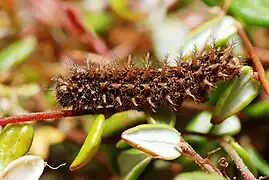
[122,124,181,160]
[118,148,152,180]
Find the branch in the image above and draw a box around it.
[236,21,269,97]
[219,138,256,180]
[178,139,223,176]
[181,101,214,112]
[0,110,88,125]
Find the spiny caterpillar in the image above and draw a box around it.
[53,45,242,113]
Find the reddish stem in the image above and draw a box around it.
[219,138,256,180]
[236,22,269,97]
[178,139,223,176]
[0,110,86,125]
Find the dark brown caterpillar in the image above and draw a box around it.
[53,46,242,113]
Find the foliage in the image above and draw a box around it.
[0,0,269,180]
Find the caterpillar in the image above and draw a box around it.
[53,45,242,114]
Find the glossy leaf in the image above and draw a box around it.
[116,139,131,149]
[186,111,241,135]
[208,81,231,105]
[118,148,152,180]
[231,141,258,175]
[122,124,181,160]
[70,114,105,171]
[102,111,145,138]
[167,16,238,65]
[245,100,269,117]
[151,18,188,61]
[0,36,37,73]
[211,115,241,135]
[0,155,45,180]
[0,124,34,171]
[146,105,176,127]
[109,0,146,22]
[229,0,269,27]
[174,171,226,180]
[183,16,237,53]
[213,66,260,123]
[186,111,212,133]
[246,146,269,175]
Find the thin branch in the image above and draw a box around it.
[181,101,214,112]
[178,139,223,176]
[0,110,88,125]
[236,21,269,97]
[219,138,256,180]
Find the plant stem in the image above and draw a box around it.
[236,21,269,97]
[219,138,256,180]
[0,110,87,125]
[181,101,214,112]
[178,139,223,176]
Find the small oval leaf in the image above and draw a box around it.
[186,111,213,133]
[70,114,105,171]
[213,66,261,123]
[102,110,145,138]
[0,36,37,73]
[0,155,45,180]
[231,141,258,176]
[118,148,152,180]
[229,0,269,27]
[246,146,269,176]
[116,139,131,149]
[183,16,237,58]
[186,111,241,135]
[146,105,176,127]
[0,124,34,171]
[122,124,181,160]
[211,115,241,135]
[245,100,269,117]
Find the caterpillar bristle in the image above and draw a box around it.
[54,45,243,113]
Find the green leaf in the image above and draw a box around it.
[0,36,37,73]
[203,0,223,6]
[245,100,269,117]
[109,0,145,22]
[118,148,152,180]
[0,155,45,180]
[186,111,241,135]
[231,141,258,176]
[116,139,131,149]
[186,111,213,133]
[83,11,112,33]
[213,66,260,124]
[229,0,269,27]
[211,115,241,135]
[208,81,231,105]
[174,171,226,180]
[146,105,176,127]
[167,16,238,65]
[151,18,189,61]
[121,124,181,160]
[102,111,145,138]
[70,114,105,171]
[245,146,269,175]
[177,16,237,60]
[0,124,34,171]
